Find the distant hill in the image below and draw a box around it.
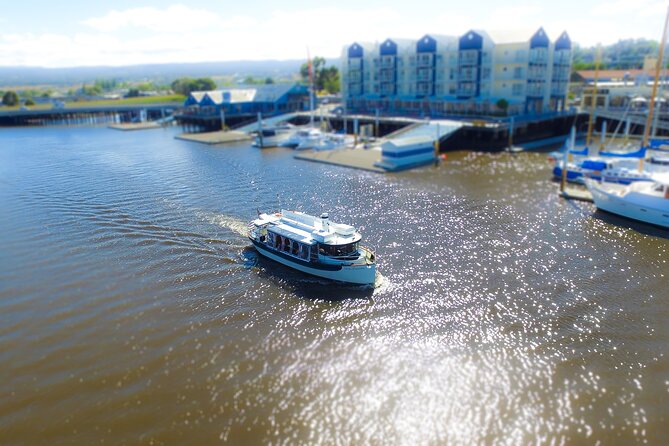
[0,59,338,87]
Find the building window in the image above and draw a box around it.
[512,84,524,96]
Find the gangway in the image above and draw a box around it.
[383,119,463,143]
[235,113,298,133]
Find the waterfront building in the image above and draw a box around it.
[341,28,572,117]
[182,83,310,119]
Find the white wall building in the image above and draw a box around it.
[341,28,572,117]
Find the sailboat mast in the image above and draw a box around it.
[307,49,315,127]
[585,45,602,150]
[642,5,669,147]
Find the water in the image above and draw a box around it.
[1,126,667,445]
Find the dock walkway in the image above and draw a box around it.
[294,148,385,173]
[175,130,251,145]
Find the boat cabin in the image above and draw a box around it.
[251,210,364,263]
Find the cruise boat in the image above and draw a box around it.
[248,210,377,285]
[585,174,669,228]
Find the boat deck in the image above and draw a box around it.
[559,187,594,202]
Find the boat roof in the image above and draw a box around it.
[255,210,361,245]
[652,173,669,186]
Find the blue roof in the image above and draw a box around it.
[348,43,364,58]
[459,31,483,50]
[555,32,571,50]
[530,28,549,48]
[417,35,437,53]
[380,39,398,56]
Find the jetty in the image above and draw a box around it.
[175,130,251,145]
[295,148,385,173]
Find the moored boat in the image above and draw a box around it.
[252,125,295,148]
[248,210,377,285]
[585,174,669,228]
[278,128,323,149]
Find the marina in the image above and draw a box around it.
[1,125,668,444]
[4,3,669,444]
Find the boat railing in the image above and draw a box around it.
[360,246,376,263]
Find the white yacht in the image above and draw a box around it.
[278,128,322,149]
[585,174,669,228]
[295,133,354,151]
[252,125,294,148]
[248,210,377,285]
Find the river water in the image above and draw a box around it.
[1,126,667,445]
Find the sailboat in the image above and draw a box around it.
[550,36,669,184]
[586,6,669,228]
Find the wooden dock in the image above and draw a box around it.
[109,122,163,131]
[175,130,251,145]
[294,148,386,173]
[559,187,593,202]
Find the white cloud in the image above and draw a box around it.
[1,3,668,67]
[82,4,227,33]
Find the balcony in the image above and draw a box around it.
[416,84,433,96]
[459,49,479,66]
[348,72,362,83]
[527,68,547,80]
[417,68,433,82]
[459,68,478,82]
[417,54,434,68]
[527,84,545,97]
[551,67,570,80]
[348,59,362,70]
[348,83,363,96]
[380,56,395,68]
[457,82,477,97]
[380,84,396,96]
[379,69,395,83]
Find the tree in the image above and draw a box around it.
[321,67,340,94]
[127,88,140,98]
[265,77,275,84]
[24,98,35,106]
[2,91,19,106]
[171,77,217,95]
[300,57,340,94]
[496,98,509,114]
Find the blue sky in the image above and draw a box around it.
[0,0,666,67]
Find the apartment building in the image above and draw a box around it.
[341,28,572,117]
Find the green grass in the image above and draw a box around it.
[1,95,186,111]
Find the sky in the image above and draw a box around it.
[0,0,666,67]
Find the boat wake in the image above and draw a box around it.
[198,211,249,237]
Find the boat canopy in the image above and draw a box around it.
[569,146,589,156]
[268,223,316,245]
[582,160,608,171]
[647,139,669,152]
[600,146,646,158]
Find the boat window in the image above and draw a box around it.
[319,242,359,256]
[283,238,291,252]
[292,241,299,255]
[275,234,282,249]
[300,245,309,259]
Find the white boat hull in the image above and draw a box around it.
[253,134,287,148]
[586,180,669,228]
[251,239,376,285]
